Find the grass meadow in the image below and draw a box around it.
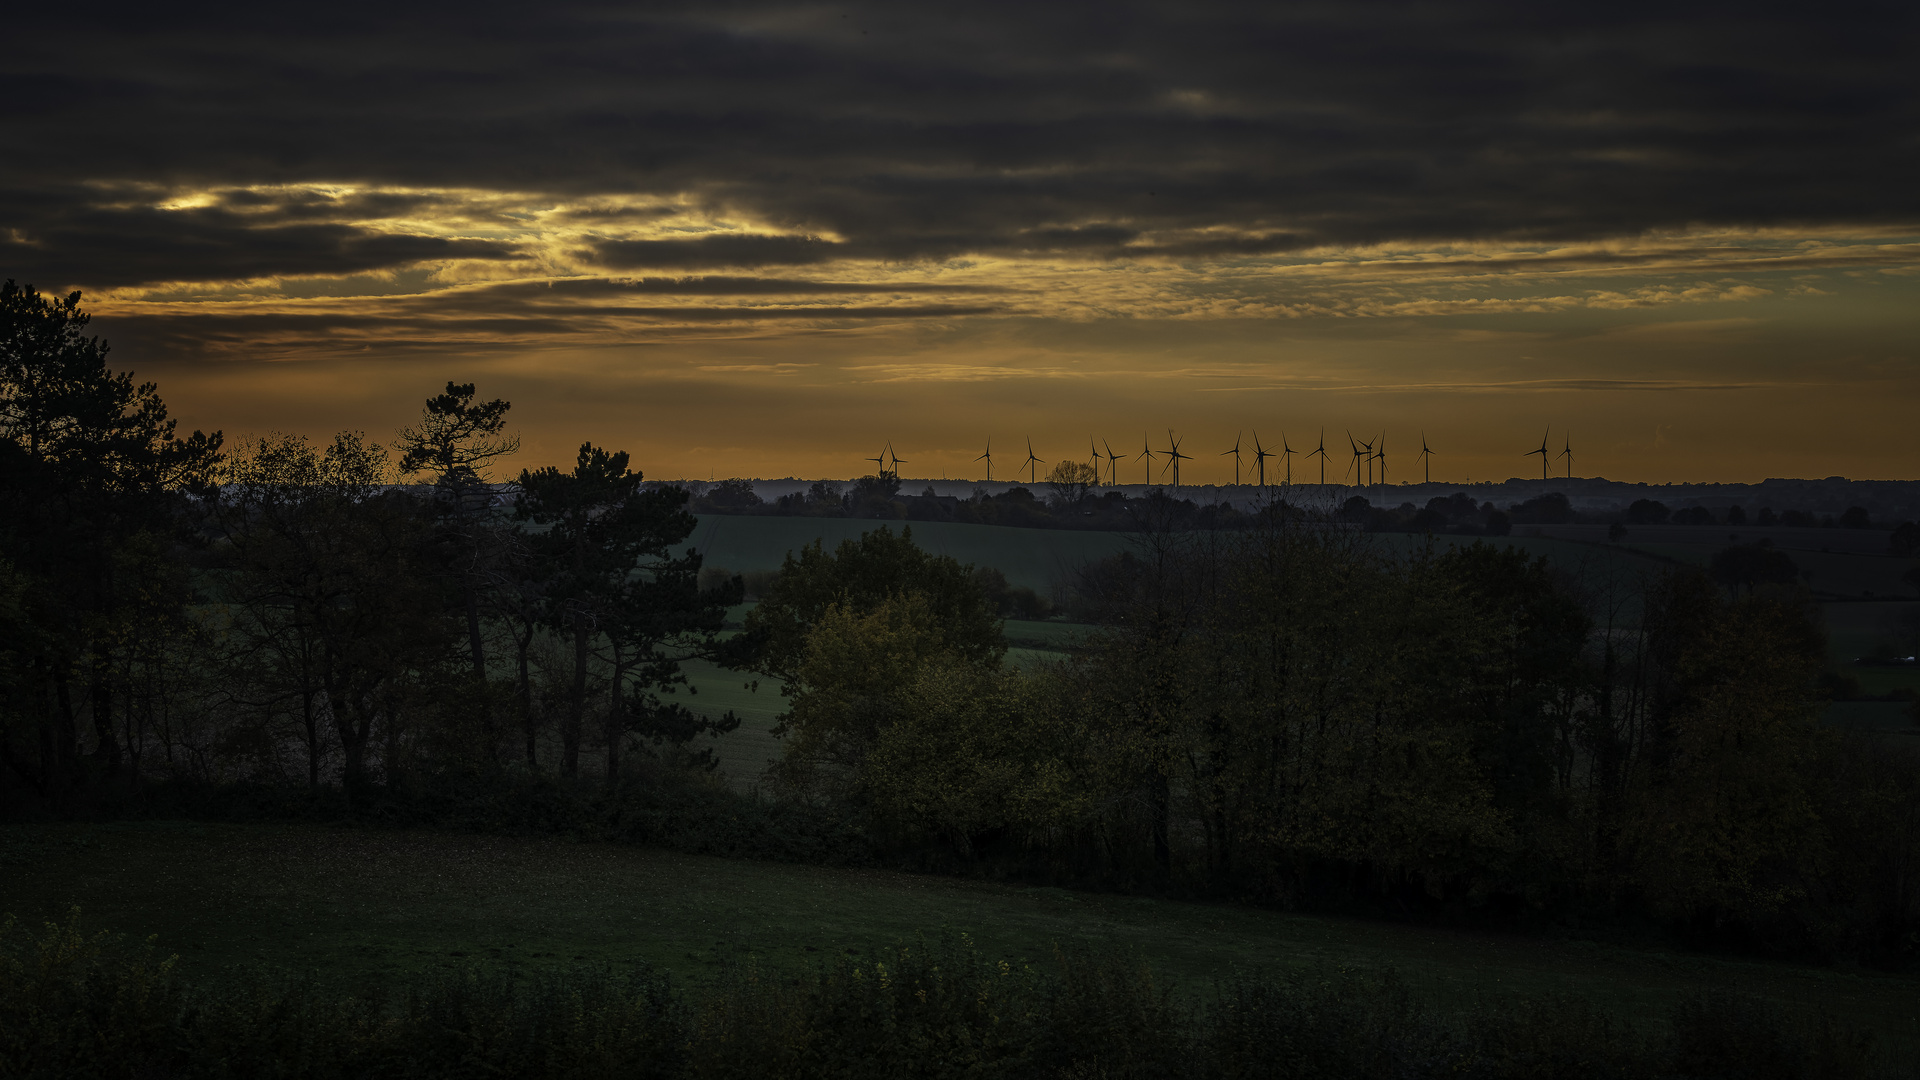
[4,820,1916,1057]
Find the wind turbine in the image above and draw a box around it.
[1374,433,1388,489]
[1281,432,1299,485]
[1251,433,1274,488]
[1162,430,1192,490]
[1558,432,1573,479]
[1090,436,1102,486]
[1221,431,1245,486]
[1309,429,1329,486]
[1024,437,1045,484]
[1136,432,1157,485]
[1345,431,1366,487]
[1525,428,1550,480]
[886,444,907,479]
[1417,432,1434,484]
[865,446,887,476]
[1103,439,1123,488]
[975,438,993,481]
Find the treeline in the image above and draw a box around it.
[694,474,1920,551]
[1327,491,1920,543]
[693,470,1249,532]
[0,283,740,811]
[1,912,1891,1080]
[750,523,1920,965]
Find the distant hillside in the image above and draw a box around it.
[671,475,1920,523]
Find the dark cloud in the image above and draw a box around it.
[508,277,1016,297]
[0,192,521,288]
[3,1,1916,289]
[585,234,842,270]
[92,290,1007,361]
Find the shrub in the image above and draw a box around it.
[1628,498,1670,524]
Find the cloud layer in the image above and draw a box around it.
[3,2,1917,482]
[5,1,1916,294]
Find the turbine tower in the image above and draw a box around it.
[1309,429,1329,486]
[1162,430,1192,490]
[975,438,993,481]
[1136,432,1157,486]
[1280,432,1299,485]
[1525,428,1550,480]
[1374,433,1387,489]
[1103,439,1123,488]
[1417,433,1434,484]
[1559,432,1573,479]
[1024,437,1045,485]
[1251,433,1274,488]
[1221,431,1245,486]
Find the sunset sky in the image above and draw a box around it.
[5,2,1916,485]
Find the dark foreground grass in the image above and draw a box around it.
[2,820,1916,1064]
[0,909,1896,1079]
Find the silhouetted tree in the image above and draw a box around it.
[1627,499,1670,524]
[394,382,517,680]
[739,526,1002,688]
[1710,542,1801,596]
[0,282,220,803]
[516,444,703,779]
[1510,492,1574,524]
[1045,460,1096,506]
[216,432,454,800]
[1890,521,1920,558]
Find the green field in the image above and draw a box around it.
[3,821,1915,1055]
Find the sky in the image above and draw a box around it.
[5,1,1917,486]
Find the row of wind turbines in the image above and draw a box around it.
[865,428,1578,490]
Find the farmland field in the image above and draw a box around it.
[3,821,1915,1057]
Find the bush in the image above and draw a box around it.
[1628,498,1670,524]
[1888,521,1919,557]
[1509,492,1575,525]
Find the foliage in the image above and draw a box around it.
[0,283,221,810]
[214,431,458,800]
[864,661,1085,856]
[1044,459,1097,505]
[1711,541,1801,594]
[739,526,1003,686]
[516,444,740,782]
[970,566,1053,618]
